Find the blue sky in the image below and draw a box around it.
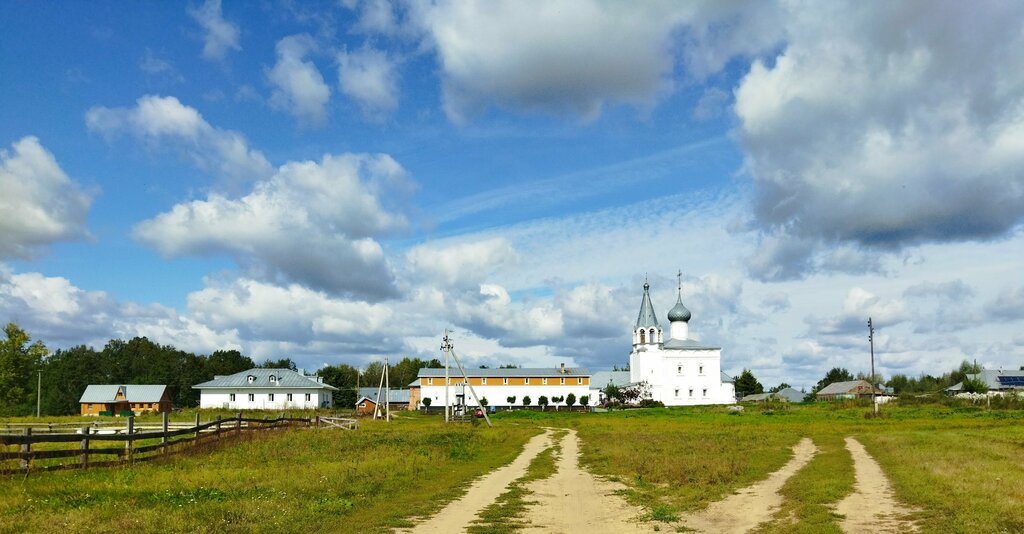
[2,1,1023,390]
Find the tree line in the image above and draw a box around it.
[0,322,445,416]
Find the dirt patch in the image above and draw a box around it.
[520,428,655,534]
[399,428,555,534]
[835,437,919,533]
[677,437,818,533]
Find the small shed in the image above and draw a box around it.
[816,380,883,401]
[741,388,804,403]
[80,385,172,416]
[355,388,412,415]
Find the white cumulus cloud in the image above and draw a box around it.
[188,0,242,61]
[85,95,273,190]
[133,152,411,299]
[0,137,92,259]
[337,46,400,119]
[267,35,331,127]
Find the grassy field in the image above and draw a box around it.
[2,402,1023,533]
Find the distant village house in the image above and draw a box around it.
[79,385,172,416]
[193,368,337,410]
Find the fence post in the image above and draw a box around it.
[162,411,169,454]
[263,415,268,431]
[315,415,320,428]
[80,426,90,468]
[20,428,31,471]
[215,416,222,441]
[236,411,242,434]
[194,412,201,443]
[126,415,134,463]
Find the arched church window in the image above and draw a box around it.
[639,330,646,344]
[649,328,655,341]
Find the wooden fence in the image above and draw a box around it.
[0,413,358,476]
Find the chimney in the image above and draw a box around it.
[560,362,565,374]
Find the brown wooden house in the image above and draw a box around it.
[79,385,172,416]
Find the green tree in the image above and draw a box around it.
[735,368,764,398]
[769,383,791,393]
[318,363,359,408]
[480,396,489,407]
[961,376,989,394]
[602,383,621,405]
[566,392,577,408]
[814,367,854,393]
[579,395,589,407]
[0,323,48,416]
[538,395,549,410]
[522,395,531,407]
[422,397,432,408]
[506,395,516,405]
[259,357,297,370]
[206,349,254,376]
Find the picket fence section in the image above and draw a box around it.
[0,413,358,475]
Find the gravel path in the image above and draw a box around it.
[676,437,818,533]
[835,437,919,533]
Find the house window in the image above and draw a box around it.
[677,365,682,374]
[428,378,433,385]
[482,377,487,384]
[688,389,694,397]
[525,378,530,384]
[229,393,235,402]
[88,404,93,410]
[247,375,255,383]
[674,389,679,397]
[248,393,254,402]
[560,377,565,384]
[703,389,708,397]
[699,365,704,374]
[287,393,293,401]
[269,375,277,383]
[542,378,548,385]
[503,378,509,385]
[577,377,583,384]
[268,393,274,402]
[305,393,311,402]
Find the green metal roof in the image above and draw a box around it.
[192,368,338,390]
[635,282,660,329]
[79,384,168,403]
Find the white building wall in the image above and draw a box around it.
[198,388,333,410]
[630,347,734,406]
[418,383,592,408]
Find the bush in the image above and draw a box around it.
[566,392,577,408]
[422,398,431,408]
[637,399,665,408]
[522,396,531,407]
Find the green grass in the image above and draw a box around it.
[468,429,566,533]
[3,402,1024,533]
[0,416,539,534]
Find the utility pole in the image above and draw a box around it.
[442,332,492,427]
[442,330,451,422]
[36,370,41,417]
[868,317,877,416]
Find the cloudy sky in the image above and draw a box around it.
[2,1,1023,390]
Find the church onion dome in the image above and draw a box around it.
[668,294,691,322]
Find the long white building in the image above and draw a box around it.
[415,365,592,409]
[194,368,337,410]
[629,278,735,405]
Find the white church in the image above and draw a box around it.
[629,276,736,405]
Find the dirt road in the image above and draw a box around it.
[835,437,919,533]
[520,428,654,533]
[676,437,818,533]
[400,428,555,534]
